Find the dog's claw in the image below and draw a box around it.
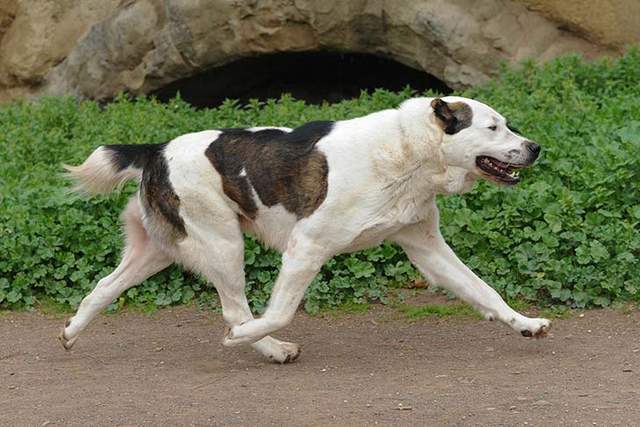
[265,342,302,364]
[534,324,550,339]
[282,346,301,364]
[521,320,551,339]
[58,327,77,350]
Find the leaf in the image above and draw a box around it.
[589,241,610,262]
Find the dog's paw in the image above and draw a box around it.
[58,319,78,350]
[520,318,551,339]
[268,341,301,364]
[223,319,278,347]
[222,325,253,347]
[222,325,236,346]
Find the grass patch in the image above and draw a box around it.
[506,299,533,313]
[337,301,371,313]
[2,51,640,312]
[319,301,372,318]
[538,305,573,319]
[396,303,482,320]
[33,297,73,317]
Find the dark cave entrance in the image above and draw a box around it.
[150,52,452,108]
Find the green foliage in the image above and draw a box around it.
[0,89,419,312]
[449,51,640,308]
[538,305,573,319]
[396,303,481,320]
[1,50,639,311]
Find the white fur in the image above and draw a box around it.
[61,97,550,362]
[63,147,139,194]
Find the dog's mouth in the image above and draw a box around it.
[475,156,529,185]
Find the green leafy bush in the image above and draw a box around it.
[1,51,639,311]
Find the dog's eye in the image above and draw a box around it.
[488,125,497,131]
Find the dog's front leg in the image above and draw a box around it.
[223,234,327,346]
[392,218,550,338]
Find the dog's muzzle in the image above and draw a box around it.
[475,140,541,185]
[526,141,541,162]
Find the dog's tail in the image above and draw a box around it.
[64,144,164,195]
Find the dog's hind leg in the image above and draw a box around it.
[59,197,172,349]
[223,232,327,346]
[179,221,301,364]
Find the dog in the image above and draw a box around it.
[60,96,550,363]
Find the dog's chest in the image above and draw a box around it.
[344,194,436,252]
[344,223,404,252]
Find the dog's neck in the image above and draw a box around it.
[436,166,478,194]
[388,105,478,196]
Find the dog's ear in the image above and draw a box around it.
[431,98,473,135]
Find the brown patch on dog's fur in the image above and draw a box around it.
[140,148,187,241]
[431,98,473,135]
[205,123,332,219]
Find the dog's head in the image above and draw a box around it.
[431,96,540,185]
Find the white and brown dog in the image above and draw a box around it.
[60,96,550,363]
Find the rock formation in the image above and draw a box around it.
[0,0,635,103]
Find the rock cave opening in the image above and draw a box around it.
[150,51,452,108]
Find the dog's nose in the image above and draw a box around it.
[526,141,541,157]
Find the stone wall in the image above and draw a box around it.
[0,0,635,104]
[519,0,640,48]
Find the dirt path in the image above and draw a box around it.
[1,298,639,426]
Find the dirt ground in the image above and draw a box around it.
[1,296,639,426]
